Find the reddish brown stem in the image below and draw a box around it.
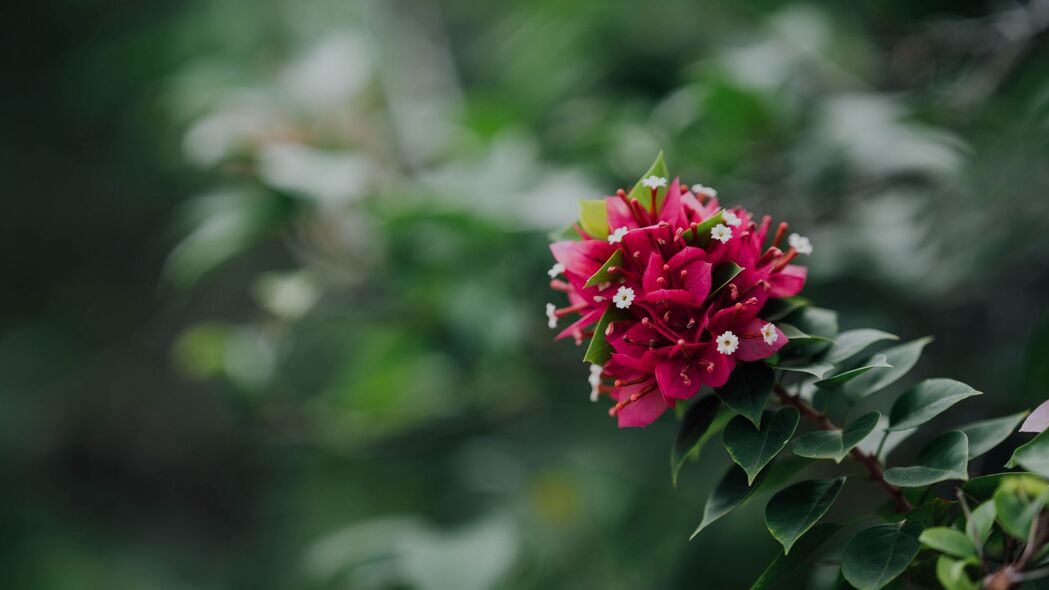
[773,385,913,513]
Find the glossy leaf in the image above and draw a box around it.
[843,337,933,401]
[578,199,608,239]
[888,378,982,431]
[1005,429,1049,478]
[627,151,669,211]
[584,250,623,288]
[750,523,841,590]
[705,263,744,302]
[715,362,774,428]
[841,521,922,590]
[775,362,835,379]
[824,329,899,365]
[691,463,768,539]
[778,323,831,343]
[958,411,1027,460]
[935,556,979,590]
[883,431,969,487]
[583,306,629,365]
[919,527,976,559]
[792,411,880,463]
[815,355,891,389]
[765,477,846,554]
[723,408,800,485]
[672,396,733,486]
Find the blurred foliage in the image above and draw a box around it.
[4,0,1049,588]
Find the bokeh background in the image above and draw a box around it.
[5,0,1049,588]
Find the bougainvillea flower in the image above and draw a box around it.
[547,154,812,427]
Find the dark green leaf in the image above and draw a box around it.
[958,411,1027,460]
[762,297,809,322]
[583,306,629,365]
[961,473,1029,502]
[888,379,982,431]
[584,250,624,288]
[715,362,774,428]
[1005,429,1049,478]
[779,323,832,343]
[789,307,838,340]
[706,263,744,302]
[672,396,734,486]
[578,199,608,239]
[883,431,969,488]
[792,411,881,463]
[723,408,800,485]
[843,337,934,401]
[765,477,846,554]
[691,463,769,539]
[841,521,922,590]
[919,527,976,559]
[750,523,841,590]
[824,329,899,365]
[815,355,892,389]
[627,151,669,211]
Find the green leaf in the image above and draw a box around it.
[824,329,899,365]
[583,250,624,288]
[1005,429,1049,478]
[789,307,838,340]
[774,362,835,379]
[841,521,922,590]
[961,473,1037,502]
[715,362,774,428]
[705,263,744,302]
[750,523,841,590]
[815,355,892,389]
[779,323,831,343]
[935,556,979,590]
[723,408,800,485]
[672,396,734,486]
[691,463,768,539]
[583,306,629,365]
[919,527,976,559]
[965,500,996,548]
[685,210,725,247]
[993,484,1048,540]
[792,411,881,463]
[883,431,969,488]
[765,477,846,554]
[762,297,809,322]
[888,379,983,431]
[627,151,669,211]
[959,411,1027,461]
[578,199,608,239]
[547,224,581,242]
[843,337,933,401]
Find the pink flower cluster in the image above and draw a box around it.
[547,176,809,427]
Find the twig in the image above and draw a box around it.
[774,384,913,513]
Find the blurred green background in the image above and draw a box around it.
[5,0,1049,588]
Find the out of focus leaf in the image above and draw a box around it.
[888,379,982,431]
[578,199,608,239]
[691,463,769,539]
[843,337,933,401]
[672,396,734,486]
[824,329,899,364]
[918,527,976,559]
[750,523,841,590]
[958,411,1027,460]
[815,355,891,389]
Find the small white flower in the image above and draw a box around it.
[547,262,565,278]
[546,303,558,329]
[710,223,732,244]
[642,176,667,189]
[608,226,629,244]
[612,286,635,309]
[722,210,742,227]
[691,183,718,197]
[788,233,813,255]
[593,295,606,303]
[716,331,739,355]
[760,323,778,346]
[589,364,603,402]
